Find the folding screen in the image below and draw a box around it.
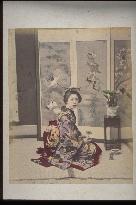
[37,28,132,140]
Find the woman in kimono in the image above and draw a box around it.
[44,88,102,170]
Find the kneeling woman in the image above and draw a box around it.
[46,88,102,170]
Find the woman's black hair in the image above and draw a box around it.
[63,88,82,104]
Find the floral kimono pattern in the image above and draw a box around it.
[32,106,102,171]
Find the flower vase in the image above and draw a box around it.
[107,106,119,117]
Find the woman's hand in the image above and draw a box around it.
[70,140,78,147]
[71,139,82,148]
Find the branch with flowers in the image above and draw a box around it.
[102,90,119,107]
[86,52,101,91]
[115,47,131,90]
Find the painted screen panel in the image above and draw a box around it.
[39,42,71,130]
[114,40,132,127]
[76,41,107,126]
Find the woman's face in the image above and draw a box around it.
[66,94,79,110]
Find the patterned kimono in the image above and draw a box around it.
[32,106,102,171]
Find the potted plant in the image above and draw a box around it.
[103,90,119,117]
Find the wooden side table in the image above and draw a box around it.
[104,115,121,150]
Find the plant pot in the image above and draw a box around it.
[107,106,119,117]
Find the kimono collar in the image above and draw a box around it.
[59,106,76,123]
